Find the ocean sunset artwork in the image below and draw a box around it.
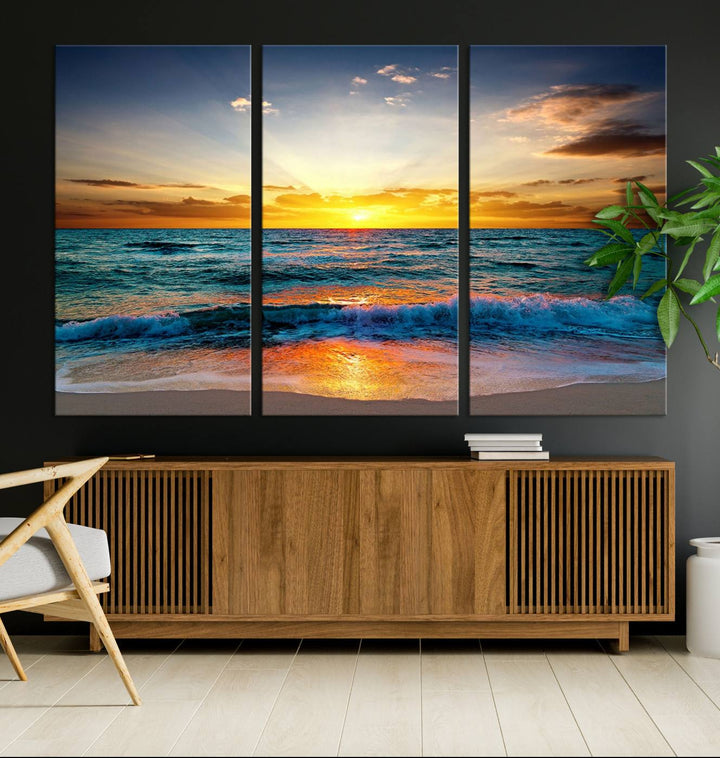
[55,46,251,415]
[469,46,667,415]
[262,45,458,415]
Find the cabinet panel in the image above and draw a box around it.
[430,469,506,615]
[214,466,505,618]
[213,469,360,615]
[353,469,431,615]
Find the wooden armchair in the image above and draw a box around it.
[0,457,141,705]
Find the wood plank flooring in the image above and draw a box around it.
[1,635,719,756]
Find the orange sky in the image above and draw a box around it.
[262,187,457,229]
[55,182,251,229]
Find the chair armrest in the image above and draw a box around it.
[0,458,108,491]
[0,457,108,569]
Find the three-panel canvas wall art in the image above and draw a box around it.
[55,45,667,416]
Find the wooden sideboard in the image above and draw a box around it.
[44,457,675,651]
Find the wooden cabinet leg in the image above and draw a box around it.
[89,625,102,652]
[618,622,630,652]
[607,622,630,654]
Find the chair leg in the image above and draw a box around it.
[45,516,142,705]
[0,616,27,681]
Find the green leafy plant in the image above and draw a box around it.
[585,146,720,372]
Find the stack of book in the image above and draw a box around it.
[464,433,549,460]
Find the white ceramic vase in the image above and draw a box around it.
[686,537,720,658]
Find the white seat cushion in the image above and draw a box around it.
[0,518,111,602]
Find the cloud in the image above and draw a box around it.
[614,175,648,183]
[66,178,209,189]
[263,184,296,191]
[180,196,216,206]
[430,67,456,79]
[377,64,419,84]
[230,96,251,112]
[522,177,602,186]
[274,192,326,208]
[391,74,417,84]
[500,83,664,160]
[230,96,278,115]
[67,178,141,188]
[472,196,591,224]
[502,84,649,128]
[508,136,529,143]
[472,190,518,198]
[99,194,251,220]
[546,125,665,158]
[384,94,412,107]
[558,177,603,184]
[377,64,399,76]
[352,76,368,86]
[222,194,251,205]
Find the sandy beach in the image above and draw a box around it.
[55,390,457,416]
[56,378,664,416]
[56,390,251,416]
[471,379,665,416]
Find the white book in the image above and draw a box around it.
[471,451,550,460]
[469,444,542,452]
[464,433,542,441]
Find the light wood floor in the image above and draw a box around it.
[1,634,719,756]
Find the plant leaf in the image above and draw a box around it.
[591,218,635,244]
[625,182,633,207]
[690,274,720,304]
[669,186,699,204]
[595,205,625,219]
[673,278,701,296]
[662,219,715,238]
[635,232,656,255]
[688,159,714,178]
[703,227,720,281]
[607,256,635,298]
[657,289,680,347]
[641,279,667,300]
[632,254,643,288]
[584,243,634,267]
[635,181,659,206]
[717,306,720,343]
[675,238,699,280]
[701,176,720,191]
[690,192,720,210]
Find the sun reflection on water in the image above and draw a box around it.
[263,338,456,401]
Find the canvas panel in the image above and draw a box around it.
[261,45,459,415]
[469,45,667,415]
[55,45,252,415]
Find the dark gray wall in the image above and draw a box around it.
[2,0,718,634]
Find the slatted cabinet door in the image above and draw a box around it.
[507,467,673,618]
[48,467,212,616]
